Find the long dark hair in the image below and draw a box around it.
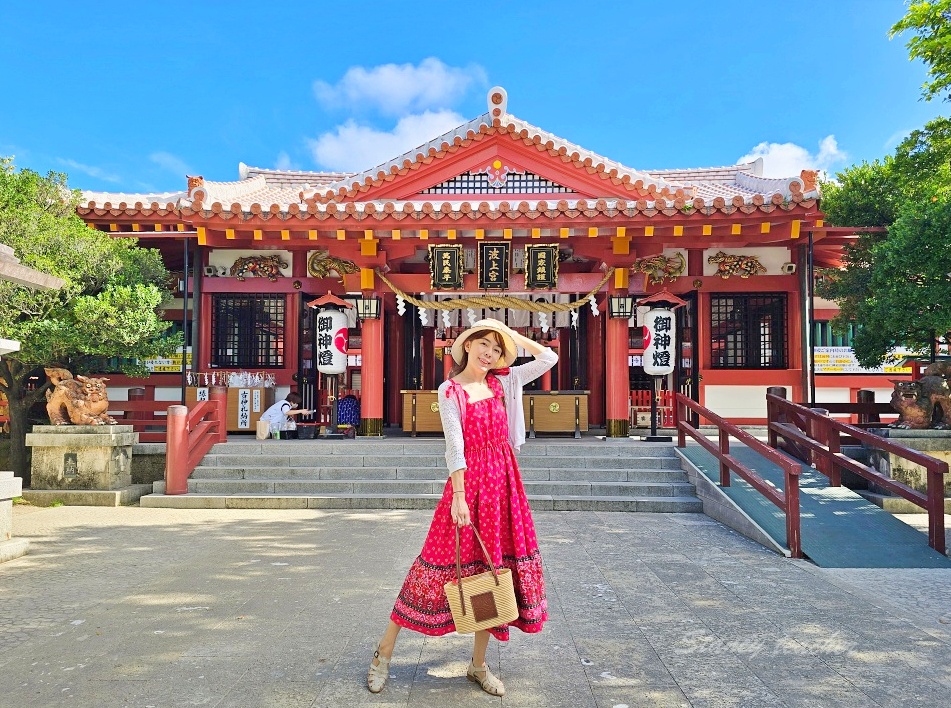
[448,329,506,379]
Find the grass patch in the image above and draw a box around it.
[12,496,31,506]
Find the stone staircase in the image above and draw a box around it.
[140,438,701,512]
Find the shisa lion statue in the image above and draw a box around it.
[890,362,951,429]
[45,368,117,426]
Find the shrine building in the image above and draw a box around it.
[76,87,893,437]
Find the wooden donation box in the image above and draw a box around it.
[401,390,442,435]
[400,389,589,438]
[186,387,275,432]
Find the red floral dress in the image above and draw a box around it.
[391,373,547,640]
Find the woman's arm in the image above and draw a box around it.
[437,382,467,474]
[499,324,558,386]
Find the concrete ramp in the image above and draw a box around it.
[680,443,951,568]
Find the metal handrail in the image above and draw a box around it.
[766,392,948,555]
[674,392,802,558]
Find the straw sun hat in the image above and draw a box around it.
[450,319,518,368]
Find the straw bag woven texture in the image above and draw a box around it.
[444,525,519,634]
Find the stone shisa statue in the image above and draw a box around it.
[890,362,951,429]
[44,367,117,426]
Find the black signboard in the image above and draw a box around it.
[525,244,559,289]
[478,242,510,290]
[429,244,464,289]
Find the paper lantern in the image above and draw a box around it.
[315,308,348,374]
[642,308,676,376]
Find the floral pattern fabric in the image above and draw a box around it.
[391,373,547,641]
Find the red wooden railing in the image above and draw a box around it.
[164,386,227,495]
[631,389,675,428]
[107,400,173,442]
[766,390,948,555]
[674,392,803,558]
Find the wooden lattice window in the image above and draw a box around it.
[710,293,788,369]
[211,294,286,368]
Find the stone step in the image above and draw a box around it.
[200,453,683,470]
[204,440,676,459]
[141,492,702,513]
[185,478,695,497]
[190,465,690,483]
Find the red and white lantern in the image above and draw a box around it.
[315,308,348,375]
[642,308,676,376]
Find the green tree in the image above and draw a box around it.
[818,117,951,365]
[0,158,180,481]
[819,197,951,368]
[890,0,951,103]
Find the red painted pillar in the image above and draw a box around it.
[361,298,385,436]
[605,299,630,437]
[164,405,188,495]
[443,342,454,380]
[541,363,552,391]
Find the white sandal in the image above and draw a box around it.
[467,661,505,696]
[367,644,391,693]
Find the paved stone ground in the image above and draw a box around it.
[2,505,950,707]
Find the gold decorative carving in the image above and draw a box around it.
[631,252,686,284]
[430,402,440,413]
[307,252,359,283]
[230,255,288,281]
[549,402,560,413]
[707,251,767,279]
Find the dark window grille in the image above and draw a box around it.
[420,170,573,194]
[710,293,787,369]
[211,294,286,368]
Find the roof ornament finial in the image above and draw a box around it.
[487,86,507,119]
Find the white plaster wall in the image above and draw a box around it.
[703,247,791,277]
[704,386,770,419]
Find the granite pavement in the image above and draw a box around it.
[2,505,950,707]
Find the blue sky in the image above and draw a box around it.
[0,1,945,194]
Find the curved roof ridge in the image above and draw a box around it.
[82,189,185,206]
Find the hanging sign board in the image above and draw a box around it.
[643,308,676,375]
[478,242,510,290]
[316,308,349,374]
[429,244,464,289]
[525,244,559,289]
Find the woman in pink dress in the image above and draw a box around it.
[368,319,557,696]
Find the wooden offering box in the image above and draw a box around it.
[400,389,589,438]
[401,390,442,435]
[186,387,275,432]
[523,390,589,439]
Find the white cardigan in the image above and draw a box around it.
[437,347,559,474]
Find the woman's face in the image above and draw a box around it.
[465,333,504,373]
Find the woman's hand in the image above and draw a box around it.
[450,493,470,527]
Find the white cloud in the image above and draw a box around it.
[309,110,466,172]
[56,158,121,183]
[274,151,298,171]
[150,151,192,177]
[314,58,486,116]
[737,135,846,178]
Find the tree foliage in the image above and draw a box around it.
[0,157,180,479]
[817,117,951,366]
[819,197,951,367]
[890,0,951,103]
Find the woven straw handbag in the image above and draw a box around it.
[444,524,519,634]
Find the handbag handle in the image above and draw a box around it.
[453,524,500,617]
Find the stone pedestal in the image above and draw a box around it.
[26,425,138,491]
[1,470,29,563]
[865,428,951,498]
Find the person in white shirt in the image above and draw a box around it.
[259,392,312,432]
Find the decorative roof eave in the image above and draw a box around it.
[176,194,819,224]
